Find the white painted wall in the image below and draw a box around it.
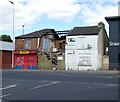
[0,41,15,51]
[65,35,102,71]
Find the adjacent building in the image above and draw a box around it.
[14,29,57,70]
[0,41,15,68]
[105,16,120,70]
[14,23,109,70]
[14,29,69,70]
[65,22,109,70]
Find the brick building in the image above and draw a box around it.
[15,28,70,70]
[14,29,59,70]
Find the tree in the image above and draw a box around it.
[0,34,13,42]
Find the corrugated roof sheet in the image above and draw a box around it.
[68,26,102,36]
[0,41,15,51]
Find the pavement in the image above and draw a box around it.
[1,68,119,74]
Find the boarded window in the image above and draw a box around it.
[43,39,49,52]
[24,39,31,50]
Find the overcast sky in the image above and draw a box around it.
[0,0,119,40]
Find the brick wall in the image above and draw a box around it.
[15,38,38,50]
[15,39,25,50]
[31,38,38,50]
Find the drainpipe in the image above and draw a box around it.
[37,38,40,49]
[12,51,14,68]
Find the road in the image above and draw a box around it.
[0,70,119,101]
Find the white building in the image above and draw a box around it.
[0,41,15,68]
[65,22,109,71]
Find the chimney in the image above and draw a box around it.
[98,22,105,28]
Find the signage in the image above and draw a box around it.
[20,51,29,54]
[110,41,120,47]
[14,50,36,54]
[58,56,63,60]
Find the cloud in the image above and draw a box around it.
[79,2,118,25]
[0,0,119,37]
[78,2,118,35]
[0,0,81,33]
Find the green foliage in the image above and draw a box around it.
[0,34,13,42]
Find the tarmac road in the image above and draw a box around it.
[1,70,119,101]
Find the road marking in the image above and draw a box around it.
[0,94,11,98]
[96,76,114,79]
[42,73,69,76]
[87,87,92,89]
[31,81,60,90]
[106,84,117,87]
[0,84,18,91]
[63,81,118,87]
[92,83,117,86]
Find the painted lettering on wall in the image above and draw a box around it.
[110,41,120,47]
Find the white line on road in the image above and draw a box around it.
[0,84,18,91]
[92,83,117,86]
[0,94,11,98]
[96,76,114,79]
[42,73,69,76]
[63,81,118,87]
[31,81,60,90]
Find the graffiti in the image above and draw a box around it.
[79,55,91,66]
[16,56,24,65]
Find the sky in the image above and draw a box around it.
[0,0,119,40]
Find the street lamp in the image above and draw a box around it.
[8,0,14,69]
[8,0,14,41]
[22,24,25,35]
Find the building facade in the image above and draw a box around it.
[14,29,68,70]
[105,16,120,70]
[14,29,57,70]
[65,22,109,70]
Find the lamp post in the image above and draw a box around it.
[8,0,14,41]
[22,24,25,35]
[9,0,14,68]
